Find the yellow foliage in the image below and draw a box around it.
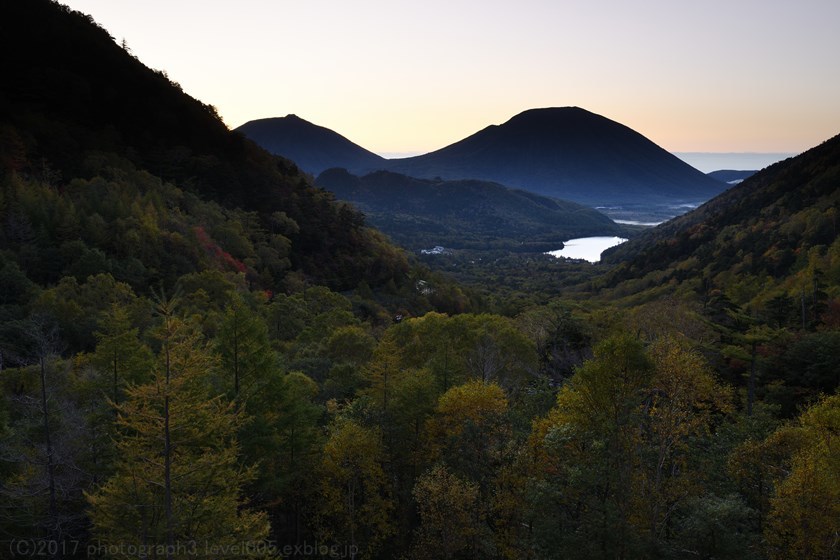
[435,379,508,428]
[410,464,483,560]
[764,394,840,560]
[318,419,394,557]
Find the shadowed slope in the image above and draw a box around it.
[236,115,386,176]
[384,107,727,205]
[317,168,622,250]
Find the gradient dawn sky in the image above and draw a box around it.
[60,0,840,159]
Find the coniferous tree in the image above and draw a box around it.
[410,464,485,560]
[86,300,268,557]
[215,294,275,399]
[528,335,733,558]
[317,419,394,559]
[0,315,92,553]
[92,301,153,411]
[247,371,323,545]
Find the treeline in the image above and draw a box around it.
[1,275,836,559]
[314,169,623,252]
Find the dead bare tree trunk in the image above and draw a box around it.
[28,316,63,556]
[38,354,58,541]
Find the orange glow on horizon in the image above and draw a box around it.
[59,0,840,157]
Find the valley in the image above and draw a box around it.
[315,168,626,252]
[238,109,756,261]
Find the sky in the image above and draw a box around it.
[60,0,840,164]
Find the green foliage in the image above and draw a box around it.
[86,309,269,554]
[602,133,840,310]
[762,394,840,560]
[92,301,154,407]
[327,325,376,367]
[668,494,760,560]
[528,335,734,558]
[517,301,593,382]
[214,295,276,398]
[385,312,538,394]
[244,370,323,544]
[271,372,323,490]
[317,419,394,557]
[777,330,840,394]
[386,368,439,470]
[418,248,604,313]
[2,4,839,559]
[0,345,94,545]
[0,260,39,310]
[428,380,510,492]
[34,273,142,351]
[317,169,622,251]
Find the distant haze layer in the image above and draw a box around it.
[374,152,794,174]
[673,153,796,173]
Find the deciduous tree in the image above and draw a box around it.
[410,464,487,560]
[764,394,839,560]
[317,419,393,558]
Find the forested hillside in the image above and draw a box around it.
[0,0,416,293]
[0,2,837,560]
[316,168,622,251]
[602,133,840,310]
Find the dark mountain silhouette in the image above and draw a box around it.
[383,107,727,205]
[0,0,409,291]
[236,115,386,176]
[316,169,622,251]
[707,169,757,184]
[601,132,840,297]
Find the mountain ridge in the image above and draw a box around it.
[236,115,386,176]
[600,132,840,306]
[383,107,727,204]
[316,168,622,251]
[0,0,410,292]
[241,107,728,206]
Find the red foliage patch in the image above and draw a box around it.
[193,226,247,273]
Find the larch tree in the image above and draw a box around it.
[86,299,268,558]
[360,336,403,421]
[410,464,486,560]
[92,301,153,411]
[529,335,653,558]
[528,335,738,558]
[248,370,323,545]
[427,380,510,499]
[215,294,275,399]
[763,394,839,560]
[0,315,91,553]
[317,418,394,559]
[636,337,733,546]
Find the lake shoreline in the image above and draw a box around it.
[547,236,628,263]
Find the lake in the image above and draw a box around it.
[546,236,628,263]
